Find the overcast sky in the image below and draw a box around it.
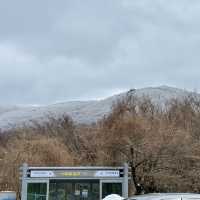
[0,0,200,105]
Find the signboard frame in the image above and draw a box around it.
[30,170,120,178]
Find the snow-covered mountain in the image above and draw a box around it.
[0,86,198,131]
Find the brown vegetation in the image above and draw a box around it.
[1,94,200,197]
[94,95,200,193]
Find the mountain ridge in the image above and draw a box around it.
[0,86,198,131]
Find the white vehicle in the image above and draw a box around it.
[0,191,16,200]
[103,194,124,200]
[126,193,200,200]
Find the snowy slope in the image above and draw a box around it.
[0,86,198,131]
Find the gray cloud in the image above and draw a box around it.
[0,0,200,104]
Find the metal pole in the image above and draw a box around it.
[21,163,28,200]
[123,163,129,198]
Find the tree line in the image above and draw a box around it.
[1,94,200,198]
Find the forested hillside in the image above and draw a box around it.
[0,86,197,131]
[1,93,200,198]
